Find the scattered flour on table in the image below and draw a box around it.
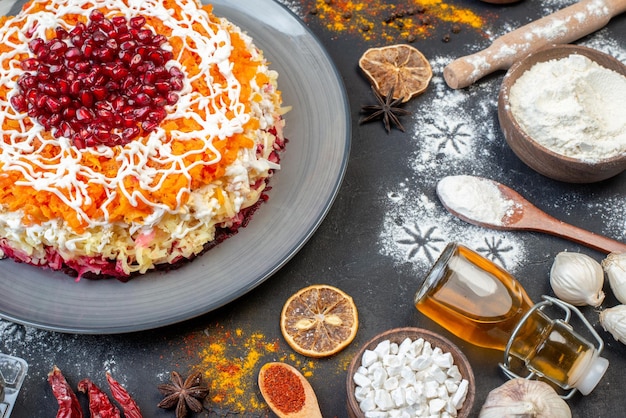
[378,32,626,274]
[379,56,527,272]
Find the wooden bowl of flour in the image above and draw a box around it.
[498,44,626,183]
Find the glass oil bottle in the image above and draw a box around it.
[415,242,608,397]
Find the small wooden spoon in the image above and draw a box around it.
[258,362,322,418]
[437,176,626,254]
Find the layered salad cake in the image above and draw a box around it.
[0,0,286,280]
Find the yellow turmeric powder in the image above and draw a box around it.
[306,0,485,42]
[197,325,316,413]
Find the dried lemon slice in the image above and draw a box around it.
[280,284,358,358]
[359,44,432,102]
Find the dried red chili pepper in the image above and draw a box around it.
[47,365,84,418]
[106,372,143,418]
[261,364,305,414]
[77,378,121,418]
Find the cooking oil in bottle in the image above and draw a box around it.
[415,242,608,395]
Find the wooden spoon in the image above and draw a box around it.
[258,362,322,418]
[444,0,626,89]
[436,176,626,254]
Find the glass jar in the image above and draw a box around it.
[415,242,608,396]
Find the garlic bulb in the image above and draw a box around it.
[602,252,626,304]
[479,378,571,418]
[599,305,626,345]
[549,252,605,307]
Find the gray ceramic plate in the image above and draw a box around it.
[0,0,350,333]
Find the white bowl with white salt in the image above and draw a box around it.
[498,44,626,183]
[346,327,475,418]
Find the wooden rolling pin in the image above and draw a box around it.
[444,0,626,89]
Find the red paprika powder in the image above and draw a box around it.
[262,364,306,413]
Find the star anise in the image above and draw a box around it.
[157,371,209,418]
[360,85,412,133]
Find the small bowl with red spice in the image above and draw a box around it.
[346,327,476,418]
[498,44,626,183]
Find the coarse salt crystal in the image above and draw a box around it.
[354,371,372,388]
[451,379,469,409]
[429,398,447,413]
[362,349,379,367]
[375,340,391,356]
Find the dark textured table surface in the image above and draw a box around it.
[1,0,625,417]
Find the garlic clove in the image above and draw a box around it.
[549,251,605,307]
[602,252,626,304]
[599,305,626,345]
[479,378,571,418]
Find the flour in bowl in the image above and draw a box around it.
[508,54,626,162]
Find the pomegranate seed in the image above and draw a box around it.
[48,64,64,75]
[133,106,150,119]
[129,54,142,69]
[41,83,60,96]
[76,62,92,74]
[28,38,45,54]
[70,80,82,96]
[92,86,108,100]
[152,34,166,46]
[170,78,183,91]
[162,50,173,62]
[49,40,67,54]
[111,96,125,111]
[58,121,73,137]
[90,9,105,22]
[49,113,62,126]
[10,95,28,112]
[62,108,76,120]
[142,85,157,97]
[26,89,38,103]
[112,16,127,28]
[154,81,169,93]
[76,107,93,121]
[148,108,166,122]
[92,31,107,45]
[99,19,114,33]
[152,96,166,107]
[137,29,152,42]
[134,93,151,106]
[169,67,183,78]
[65,47,81,60]
[35,95,47,109]
[55,27,69,40]
[45,97,62,113]
[80,91,94,107]
[97,108,115,121]
[122,116,136,128]
[122,126,140,140]
[129,16,146,29]
[59,96,71,108]
[141,120,158,132]
[166,92,178,106]
[21,58,38,71]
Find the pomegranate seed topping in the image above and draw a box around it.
[21,58,38,71]
[12,10,183,149]
[55,27,69,40]
[129,16,146,29]
[10,95,27,112]
[90,10,105,22]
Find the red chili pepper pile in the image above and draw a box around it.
[48,366,143,418]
